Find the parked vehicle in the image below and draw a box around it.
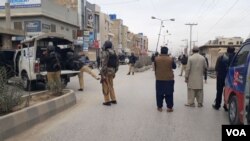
[0,49,17,79]
[224,38,250,125]
[118,54,126,65]
[0,33,80,91]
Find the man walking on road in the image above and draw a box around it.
[185,47,207,107]
[100,41,119,106]
[179,54,188,76]
[155,46,176,112]
[201,53,209,83]
[212,47,235,110]
[127,53,137,75]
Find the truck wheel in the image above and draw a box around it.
[228,95,241,125]
[21,73,31,91]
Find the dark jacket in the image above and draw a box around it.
[181,56,188,65]
[155,54,176,80]
[204,56,209,67]
[215,52,235,78]
[65,52,85,70]
[41,51,61,72]
[129,55,137,64]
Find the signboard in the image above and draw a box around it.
[25,20,41,32]
[83,30,90,51]
[86,9,94,28]
[0,0,41,9]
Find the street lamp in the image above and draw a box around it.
[162,32,171,45]
[151,16,175,52]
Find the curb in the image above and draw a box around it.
[0,89,76,141]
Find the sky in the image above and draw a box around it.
[88,0,250,55]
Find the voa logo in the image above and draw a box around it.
[226,129,246,136]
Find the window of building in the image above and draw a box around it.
[14,22,22,30]
[72,30,76,39]
[66,28,69,31]
[51,24,56,32]
[61,26,64,30]
[219,42,222,45]
[237,41,239,45]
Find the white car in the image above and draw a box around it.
[16,33,79,90]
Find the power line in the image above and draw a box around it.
[198,0,220,23]
[205,0,240,34]
[197,0,214,19]
[231,6,250,27]
[150,0,161,16]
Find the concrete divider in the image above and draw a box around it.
[0,89,76,141]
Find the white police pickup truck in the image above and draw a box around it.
[2,33,80,91]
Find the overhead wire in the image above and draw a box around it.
[198,0,220,23]
[191,0,208,22]
[205,0,240,34]
[199,0,240,43]
[195,0,216,22]
[230,6,250,27]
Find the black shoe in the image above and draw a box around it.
[103,102,111,106]
[212,104,219,110]
[110,100,117,104]
[157,107,163,112]
[127,73,130,75]
[198,103,203,108]
[223,104,228,111]
[78,88,83,91]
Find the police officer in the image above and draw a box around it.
[127,53,137,75]
[41,42,61,94]
[213,47,235,110]
[100,41,119,106]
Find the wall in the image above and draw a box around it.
[100,12,114,47]
[122,25,128,49]
[41,0,78,26]
[111,19,123,53]
[0,0,78,40]
[0,16,78,40]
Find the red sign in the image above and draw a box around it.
[94,40,99,48]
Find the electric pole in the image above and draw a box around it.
[185,23,198,55]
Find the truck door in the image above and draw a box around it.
[244,56,250,125]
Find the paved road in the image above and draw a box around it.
[7,65,229,141]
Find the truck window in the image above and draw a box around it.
[232,44,250,66]
[22,41,34,48]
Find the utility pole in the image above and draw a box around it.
[185,23,197,55]
[2,1,12,49]
[192,41,198,48]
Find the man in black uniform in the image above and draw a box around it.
[212,47,235,110]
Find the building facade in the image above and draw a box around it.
[100,12,114,47]
[122,25,128,54]
[206,37,243,46]
[0,0,78,41]
[111,18,123,53]
[199,37,243,70]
